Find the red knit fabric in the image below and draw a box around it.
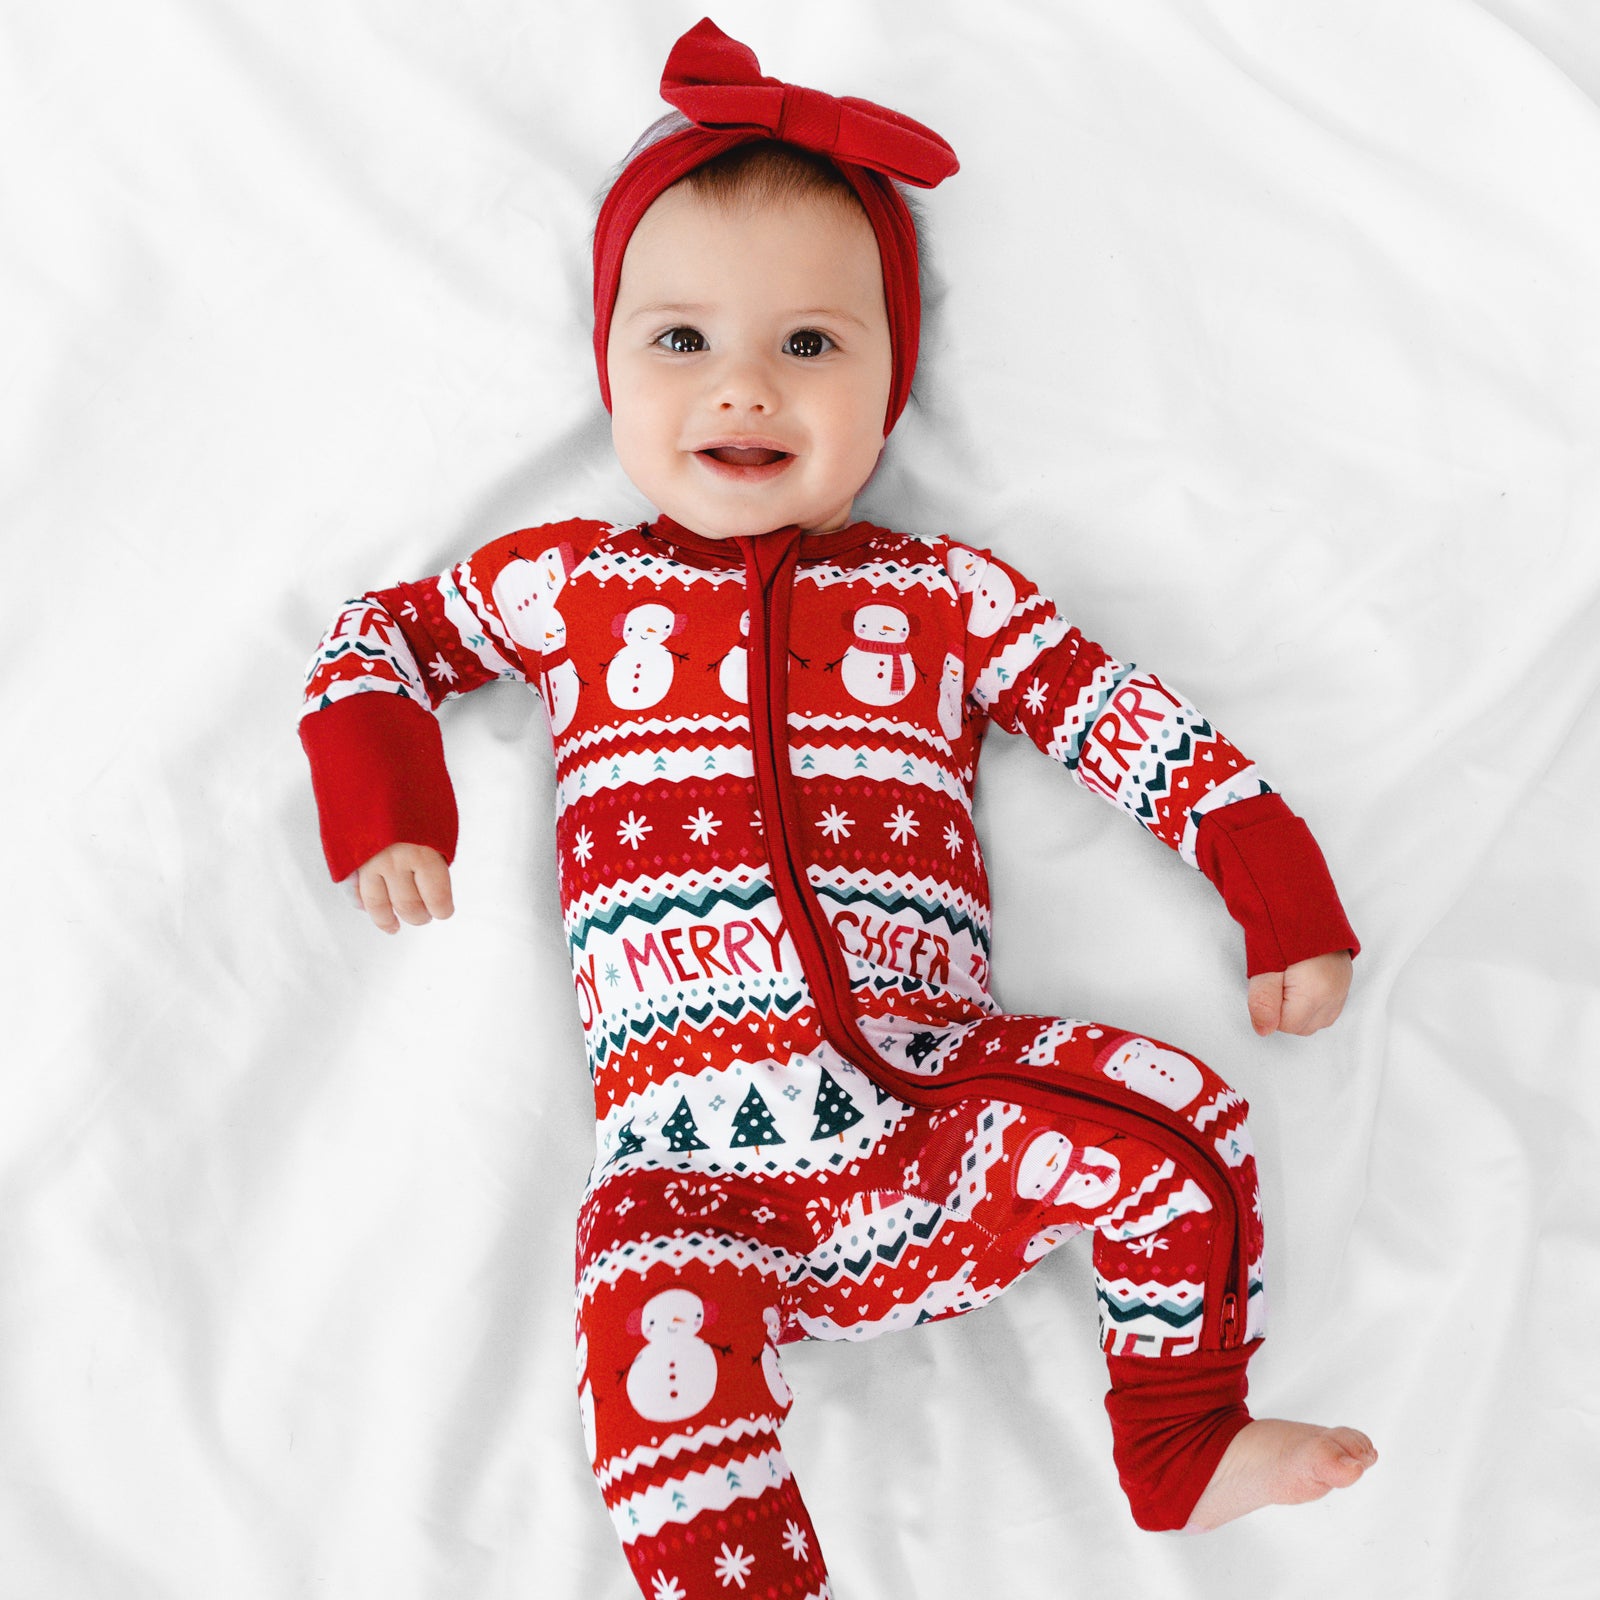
[1194,792,1360,975]
[1105,1343,1258,1531]
[298,692,457,883]
[592,19,959,433]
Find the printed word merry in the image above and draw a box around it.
[1078,672,1185,799]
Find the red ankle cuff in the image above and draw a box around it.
[1104,1343,1260,1531]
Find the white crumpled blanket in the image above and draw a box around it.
[6,3,1597,1596]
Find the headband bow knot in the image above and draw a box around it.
[592,18,958,434]
[659,21,958,191]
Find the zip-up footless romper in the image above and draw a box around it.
[301,516,1357,1599]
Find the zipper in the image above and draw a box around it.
[734,528,1248,1351]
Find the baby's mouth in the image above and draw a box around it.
[700,445,791,467]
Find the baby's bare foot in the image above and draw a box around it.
[1184,1419,1377,1532]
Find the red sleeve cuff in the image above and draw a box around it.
[299,692,459,882]
[1194,793,1360,976]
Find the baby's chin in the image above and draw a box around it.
[654,500,857,542]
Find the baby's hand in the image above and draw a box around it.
[355,844,454,934]
[1247,951,1352,1038]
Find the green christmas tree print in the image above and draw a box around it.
[608,1119,644,1164]
[729,1085,785,1149]
[661,1096,709,1152]
[810,1068,864,1141]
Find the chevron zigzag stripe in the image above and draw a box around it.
[1096,1289,1204,1334]
[574,1227,797,1306]
[596,1412,784,1491]
[799,554,952,595]
[587,987,807,1074]
[583,549,748,590]
[788,709,955,752]
[557,711,750,758]
[609,1443,792,1542]
[566,871,780,945]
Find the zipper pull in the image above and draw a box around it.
[1220,1292,1240,1349]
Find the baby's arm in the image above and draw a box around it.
[299,531,568,923]
[942,540,1358,1030]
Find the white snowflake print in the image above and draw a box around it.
[651,1574,687,1600]
[426,652,459,685]
[942,821,962,856]
[1022,679,1048,714]
[618,812,652,848]
[782,1520,809,1562]
[817,805,853,842]
[572,826,594,865]
[714,1543,754,1588]
[751,1205,776,1225]
[684,807,722,845]
[885,805,919,844]
[1126,1234,1168,1258]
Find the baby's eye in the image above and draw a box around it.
[656,326,707,354]
[784,329,833,359]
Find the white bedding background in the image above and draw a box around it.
[6,2,1599,1596]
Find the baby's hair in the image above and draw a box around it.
[676,139,862,215]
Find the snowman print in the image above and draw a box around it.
[1013,1128,1121,1210]
[1100,1037,1204,1111]
[947,546,1017,639]
[606,603,687,711]
[760,1307,793,1409]
[837,603,919,707]
[936,652,965,741]
[625,1287,720,1423]
[718,610,750,703]
[1020,1220,1083,1264]
[492,543,581,733]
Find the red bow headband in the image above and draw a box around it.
[592,18,959,434]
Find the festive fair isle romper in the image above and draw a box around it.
[301,515,1355,1599]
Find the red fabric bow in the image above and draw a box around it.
[592,18,959,434]
[659,19,958,191]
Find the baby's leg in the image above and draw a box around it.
[1085,1037,1375,1529]
[575,1179,833,1599]
[870,1019,1373,1531]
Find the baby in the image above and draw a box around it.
[300,19,1376,1598]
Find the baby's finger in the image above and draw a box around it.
[359,869,401,935]
[413,854,455,921]
[387,870,435,927]
[1247,972,1284,1037]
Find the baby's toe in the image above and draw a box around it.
[1315,1429,1376,1488]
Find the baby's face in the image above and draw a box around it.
[607,183,892,541]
